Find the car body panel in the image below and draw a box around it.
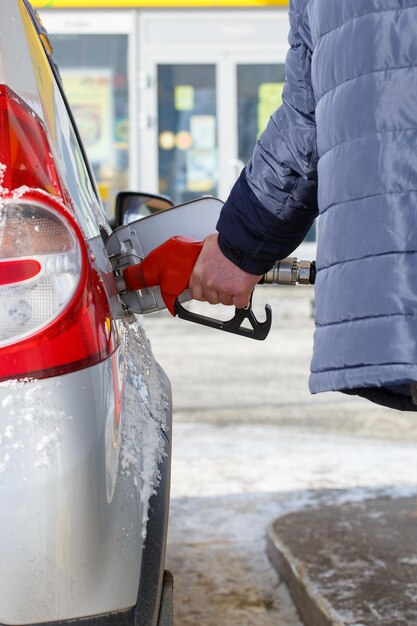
[0,2,172,624]
[0,317,171,624]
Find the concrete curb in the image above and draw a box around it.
[267,496,417,626]
[266,523,343,626]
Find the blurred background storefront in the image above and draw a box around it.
[33,0,316,255]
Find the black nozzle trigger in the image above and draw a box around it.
[174,295,272,340]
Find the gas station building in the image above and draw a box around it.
[33,0,315,251]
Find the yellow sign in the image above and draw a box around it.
[174,85,194,111]
[33,0,288,7]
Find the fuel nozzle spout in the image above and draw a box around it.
[263,257,316,286]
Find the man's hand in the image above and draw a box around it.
[189,233,262,309]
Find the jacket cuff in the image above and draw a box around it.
[217,233,271,275]
[216,168,317,274]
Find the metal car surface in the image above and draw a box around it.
[0,2,172,625]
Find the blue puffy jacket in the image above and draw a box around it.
[217,0,417,410]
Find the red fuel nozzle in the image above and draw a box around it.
[122,234,273,339]
[123,236,203,315]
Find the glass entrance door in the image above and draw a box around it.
[157,64,218,204]
[146,58,286,205]
[138,10,289,199]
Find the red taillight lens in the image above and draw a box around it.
[0,85,114,381]
[0,85,63,196]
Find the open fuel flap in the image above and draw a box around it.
[106,196,223,315]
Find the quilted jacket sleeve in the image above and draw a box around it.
[217,0,319,274]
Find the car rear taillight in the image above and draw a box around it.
[0,193,113,381]
[0,85,63,197]
[0,86,114,381]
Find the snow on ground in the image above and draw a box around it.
[166,424,417,626]
[144,292,417,626]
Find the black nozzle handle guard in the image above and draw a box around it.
[174,295,272,340]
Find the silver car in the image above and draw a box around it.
[0,2,173,625]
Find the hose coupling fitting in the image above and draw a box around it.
[263,257,316,286]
